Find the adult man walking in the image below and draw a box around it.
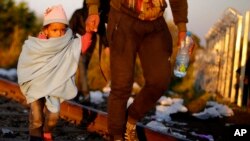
[85,0,190,140]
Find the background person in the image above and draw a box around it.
[69,0,110,103]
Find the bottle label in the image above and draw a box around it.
[173,32,193,78]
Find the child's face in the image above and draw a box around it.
[44,23,67,38]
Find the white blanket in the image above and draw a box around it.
[17,29,81,112]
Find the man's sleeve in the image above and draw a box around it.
[169,0,188,32]
[86,0,100,15]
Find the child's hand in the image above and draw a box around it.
[81,32,92,54]
[38,31,47,39]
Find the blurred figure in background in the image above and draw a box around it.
[69,0,110,103]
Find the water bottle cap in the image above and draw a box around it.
[186,31,191,36]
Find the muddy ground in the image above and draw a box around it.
[0,97,105,141]
[1,93,250,141]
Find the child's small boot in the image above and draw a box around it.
[43,132,53,141]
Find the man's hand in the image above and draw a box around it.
[177,31,186,46]
[178,31,195,55]
[85,14,100,32]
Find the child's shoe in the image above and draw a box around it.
[43,132,53,141]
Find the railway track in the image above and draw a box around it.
[2,78,250,141]
[0,78,188,141]
[0,96,105,141]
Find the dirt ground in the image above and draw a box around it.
[1,94,250,141]
[0,97,106,141]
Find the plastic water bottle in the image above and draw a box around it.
[174,31,193,78]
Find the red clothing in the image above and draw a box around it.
[81,32,92,54]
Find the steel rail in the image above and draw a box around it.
[0,78,189,141]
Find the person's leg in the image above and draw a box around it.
[107,8,138,140]
[128,17,172,121]
[76,55,89,102]
[76,35,97,103]
[43,106,59,141]
[29,98,44,139]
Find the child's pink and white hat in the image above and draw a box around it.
[43,4,68,26]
